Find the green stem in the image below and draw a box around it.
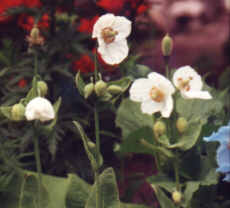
[166,63,169,79]
[94,50,98,81]
[174,153,180,191]
[94,105,102,208]
[33,125,42,208]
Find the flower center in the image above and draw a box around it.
[149,87,165,102]
[177,77,193,91]
[101,27,118,44]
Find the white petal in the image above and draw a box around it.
[173,65,202,91]
[182,90,212,99]
[92,13,115,38]
[112,16,132,40]
[25,97,55,122]
[161,96,173,118]
[148,72,175,95]
[141,99,165,115]
[98,39,129,65]
[129,79,154,102]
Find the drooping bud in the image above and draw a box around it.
[161,34,173,57]
[84,83,94,99]
[11,103,25,121]
[30,25,40,39]
[107,85,123,95]
[26,25,44,47]
[176,117,188,133]
[88,141,96,149]
[37,81,48,97]
[153,121,166,138]
[172,191,182,204]
[95,80,107,96]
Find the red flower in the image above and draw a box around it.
[77,16,99,34]
[72,55,95,74]
[0,0,23,22]
[96,0,125,13]
[18,13,49,31]
[22,0,42,8]
[18,79,27,88]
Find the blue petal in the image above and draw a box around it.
[223,173,230,182]
[204,126,230,145]
[216,165,230,173]
[216,145,230,168]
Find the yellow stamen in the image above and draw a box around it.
[101,27,118,44]
[149,87,165,102]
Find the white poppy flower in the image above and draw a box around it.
[129,72,175,118]
[25,97,55,122]
[92,13,131,65]
[173,66,212,99]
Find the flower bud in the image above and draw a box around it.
[172,191,182,204]
[30,25,40,39]
[161,34,173,56]
[37,81,48,97]
[88,141,96,149]
[84,83,94,99]
[176,117,188,133]
[11,103,25,121]
[95,80,107,96]
[153,121,166,137]
[107,85,123,95]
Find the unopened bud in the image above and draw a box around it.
[95,80,107,96]
[172,191,182,204]
[84,83,94,99]
[37,81,48,97]
[153,121,166,137]
[30,26,40,39]
[176,117,188,133]
[88,141,96,149]
[11,103,25,121]
[107,85,123,95]
[161,34,173,56]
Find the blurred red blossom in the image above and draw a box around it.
[18,79,27,88]
[77,16,99,34]
[0,0,41,23]
[96,0,125,13]
[72,55,95,74]
[18,13,49,31]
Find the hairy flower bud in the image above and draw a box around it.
[161,34,173,56]
[30,26,40,39]
[107,85,123,95]
[37,81,48,97]
[95,80,107,96]
[153,121,166,137]
[11,103,25,121]
[176,117,188,133]
[172,191,182,204]
[84,83,94,99]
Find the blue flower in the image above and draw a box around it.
[204,121,230,182]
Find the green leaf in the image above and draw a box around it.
[168,121,203,151]
[152,186,176,208]
[73,121,101,170]
[66,174,91,208]
[18,174,49,208]
[85,168,120,208]
[176,93,223,124]
[147,173,176,193]
[0,106,12,119]
[119,127,174,158]
[182,181,200,208]
[116,99,154,139]
[75,71,86,96]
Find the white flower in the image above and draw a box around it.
[25,97,55,122]
[129,72,175,118]
[92,13,131,65]
[173,66,212,99]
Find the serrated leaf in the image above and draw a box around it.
[116,99,154,139]
[85,168,120,208]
